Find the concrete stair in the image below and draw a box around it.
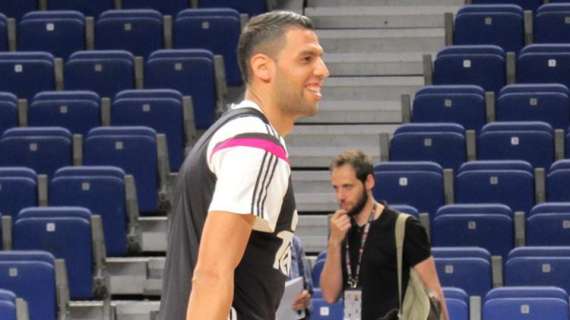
[297,100,403,124]
[306,6,459,29]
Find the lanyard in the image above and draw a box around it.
[345,203,376,289]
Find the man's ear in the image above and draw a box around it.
[250,53,272,83]
[365,173,375,191]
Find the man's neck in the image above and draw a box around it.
[244,89,295,137]
[354,197,383,226]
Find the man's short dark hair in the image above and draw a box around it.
[330,149,374,183]
[238,10,314,83]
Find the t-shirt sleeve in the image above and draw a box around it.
[207,131,290,233]
[403,216,431,267]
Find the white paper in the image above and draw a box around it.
[276,277,304,320]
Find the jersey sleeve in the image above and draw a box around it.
[403,217,431,267]
[207,126,290,233]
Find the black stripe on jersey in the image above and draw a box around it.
[251,151,269,217]
[259,151,279,220]
[256,153,276,219]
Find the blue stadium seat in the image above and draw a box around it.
[95,9,163,58]
[0,167,37,219]
[145,49,217,130]
[175,8,242,86]
[497,84,570,130]
[518,44,570,89]
[478,121,554,169]
[446,298,469,320]
[432,204,514,258]
[486,286,568,300]
[390,123,466,170]
[547,160,570,201]
[390,204,419,218]
[506,247,570,293]
[121,0,188,15]
[0,14,7,52]
[50,166,129,256]
[483,297,569,320]
[433,247,493,297]
[535,4,570,43]
[29,90,100,135]
[433,45,506,93]
[455,160,534,214]
[412,85,486,131]
[0,251,57,320]
[0,289,17,320]
[0,52,54,99]
[0,127,72,176]
[471,0,541,11]
[13,207,94,299]
[454,5,524,52]
[444,287,469,302]
[18,11,85,59]
[198,0,267,17]
[527,202,570,246]
[84,126,158,213]
[311,259,324,288]
[65,50,134,98]
[113,89,184,171]
[310,298,343,320]
[47,0,114,17]
[0,0,38,20]
[0,92,18,135]
[373,161,444,216]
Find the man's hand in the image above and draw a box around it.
[292,290,311,311]
[329,209,351,244]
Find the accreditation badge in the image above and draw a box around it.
[343,289,362,320]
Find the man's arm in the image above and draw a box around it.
[413,257,449,320]
[186,211,255,320]
[320,210,351,304]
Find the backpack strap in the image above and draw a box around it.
[395,213,411,314]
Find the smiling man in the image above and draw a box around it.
[158,11,329,320]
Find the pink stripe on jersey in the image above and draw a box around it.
[212,137,288,162]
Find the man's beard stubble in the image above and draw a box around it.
[346,189,369,218]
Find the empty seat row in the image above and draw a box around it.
[471,0,570,13]
[429,44,570,93]
[0,0,268,18]
[0,127,170,214]
[451,4,570,52]
[0,166,140,256]
[0,8,243,85]
[387,121,565,170]
[372,160,570,216]
[0,49,223,132]
[408,84,570,131]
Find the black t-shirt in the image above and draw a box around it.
[341,205,431,320]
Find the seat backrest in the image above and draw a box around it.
[121,0,188,15]
[471,0,541,11]
[0,251,56,320]
[0,52,55,99]
[47,0,114,17]
[0,14,7,52]
[0,0,38,20]
[13,208,94,299]
[95,9,163,58]
[30,90,101,135]
[535,4,570,43]
[198,0,267,16]
[112,89,184,171]
[436,203,513,218]
[390,204,419,218]
[18,10,85,59]
[84,126,158,213]
[485,286,568,301]
[174,8,242,85]
[518,44,570,89]
[434,256,492,297]
[413,85,486,131]
[483,297,569,320]
[508,246,570,258]
[434,45,506,93]
[444,287,469,302]
[0,127,72,176]
[458,160,533,173]
[0,167,37,218]
[145,49,216,129]
[454,4,525,52]
[0,91,18,135]
[65,50,134,98]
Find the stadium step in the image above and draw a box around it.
[297,99,403,124]
[308,0,464,7]
[306,6,459,29]
[318,28,445,54]
[286,124,397,168]
[322,76,424,101]
[324,52,429,76]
